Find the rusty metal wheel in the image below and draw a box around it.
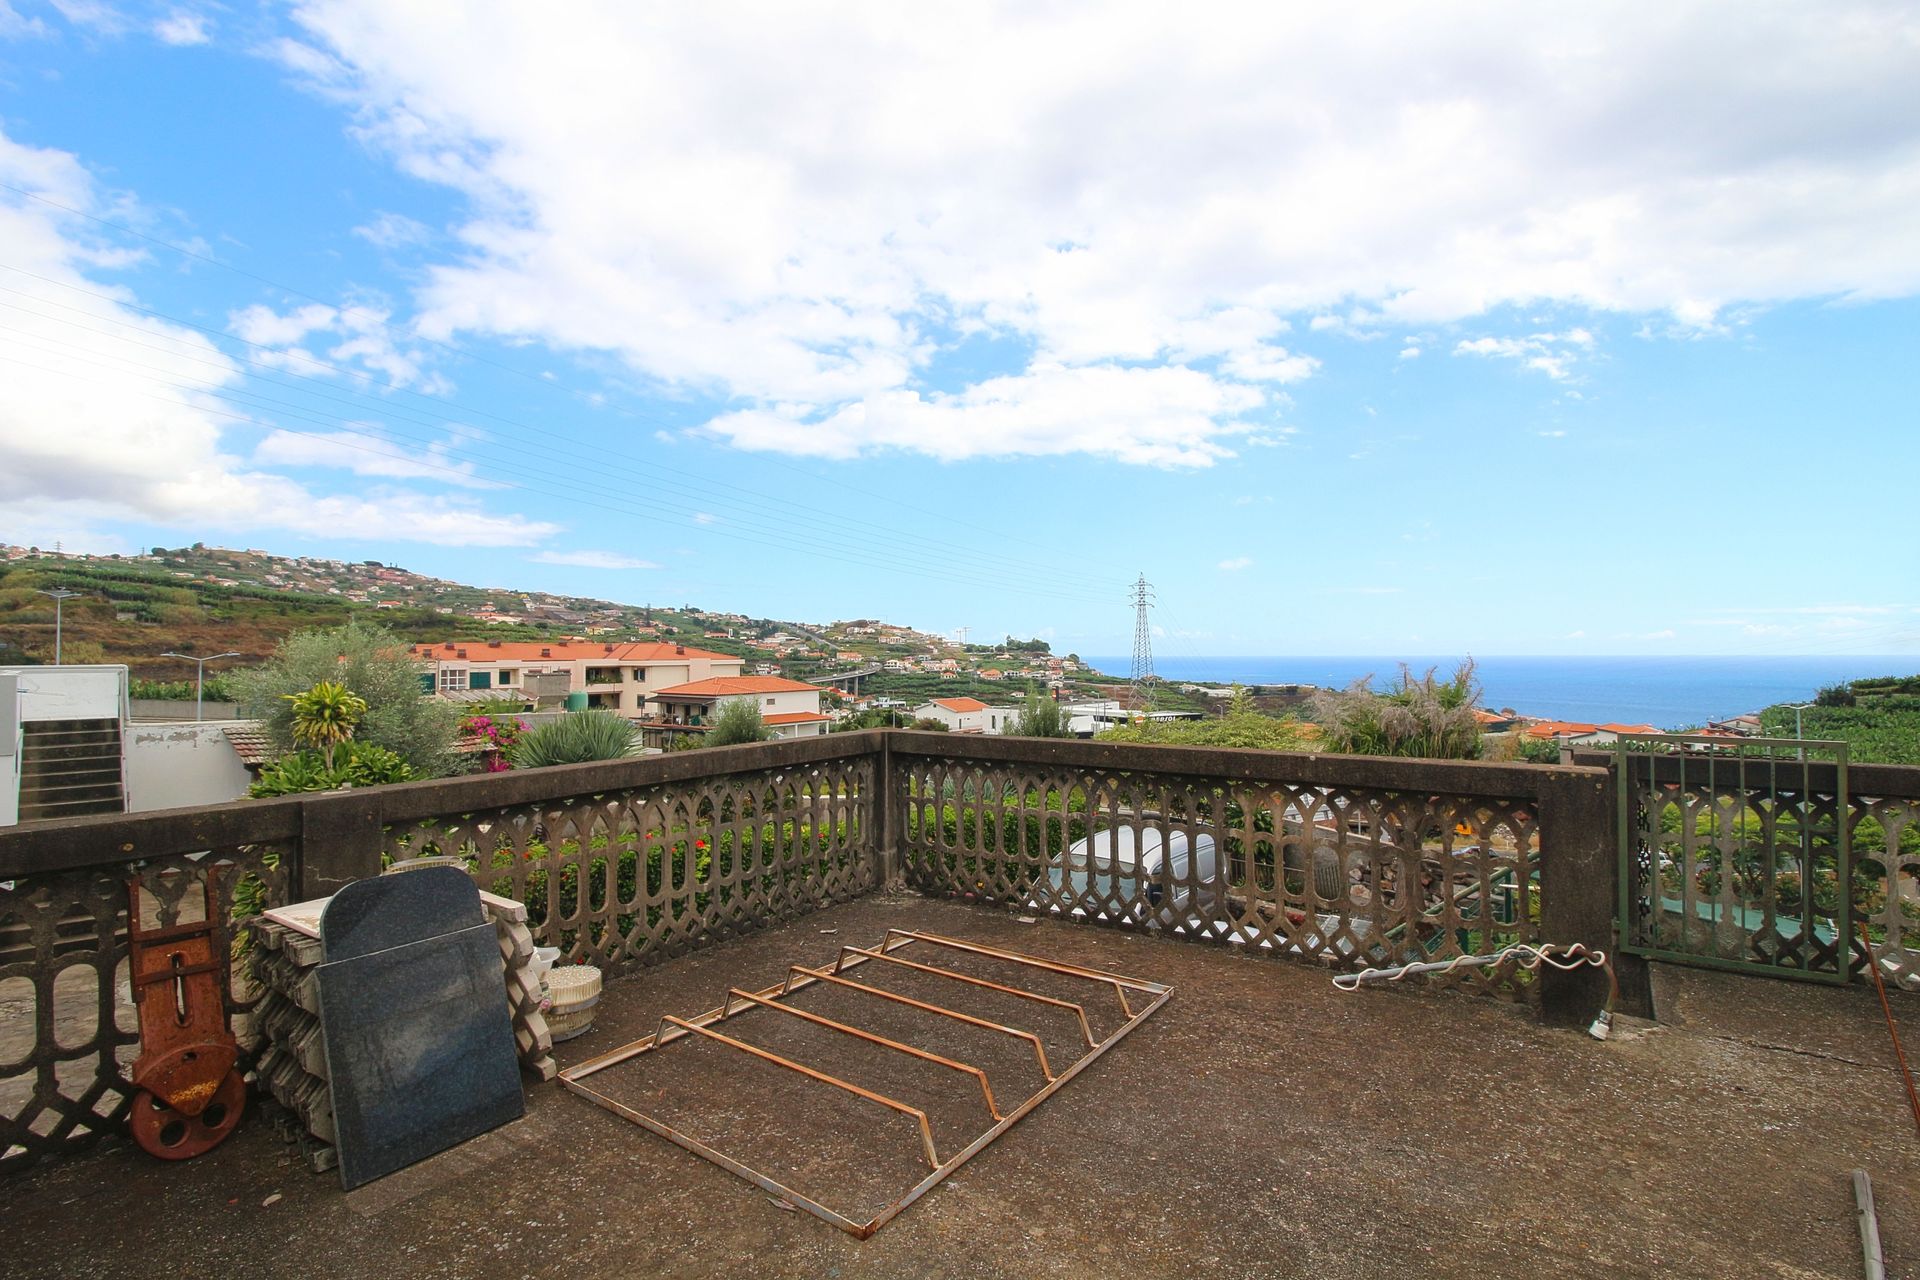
[129,1068,245,1160]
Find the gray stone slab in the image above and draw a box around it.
[315,871,524,1190]
[320,865,485,962]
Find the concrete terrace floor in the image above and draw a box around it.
[6,891,1920,1280]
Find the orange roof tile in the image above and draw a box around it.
[650,676,826,697]
[933,696,988,713]
[1597,723,1659,734]
[410,640,738,663]
[1524,720,1599,739]
[763,711,833,725]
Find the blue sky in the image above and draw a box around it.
[1,2,1916,659]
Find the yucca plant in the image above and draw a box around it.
[507,710,639,769]
[283,680,369,771]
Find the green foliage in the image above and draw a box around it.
[507,709,639,768]
[1815,683,1857,708]
[707,699,772,745]
[1759,679,1920,764]
[283,680,368,770]
[248,740,414,796]
[232,619,459,776]
[129,676,239,702]
[833,707,901,732]
[1003,636,1052,654]
[908,717,950,732]
[1308,660,1485,760]
[1011,684,1071,737]
[1098,688,1304,750]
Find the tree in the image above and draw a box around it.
[1098,688,1304,750]
[1308,660,1484,759]
[507,710,639,768]
[707,699,771,745]
[1011,684,1071,737]
[908,717,950,732]
[233,618,459,776]
[284,680,367,771]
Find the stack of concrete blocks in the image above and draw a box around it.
[245,888,554,1174]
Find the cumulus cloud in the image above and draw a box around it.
[528,549,661,570]
[229,299,448,390]
[1218,556,1253,571]
[0,126,555,549]
[273,2,1920,466]
[252,425,497,488]
[1454,331,1595,380]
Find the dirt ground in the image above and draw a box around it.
[5,890,1919,1280]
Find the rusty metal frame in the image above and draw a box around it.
[558,930,1172,1237]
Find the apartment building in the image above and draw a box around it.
[410,640,744,714]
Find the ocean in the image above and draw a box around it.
[1077,655,1918,730]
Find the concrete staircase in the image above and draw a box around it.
[17,718,126,822]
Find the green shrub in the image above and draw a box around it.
[507,710,639,768]
[248,740,414,796]
[706,699,771,746]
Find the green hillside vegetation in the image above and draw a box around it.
[1759,675,1920,764]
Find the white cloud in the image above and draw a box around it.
[48,0,124,34]
[353,210,433,250]
[1398,345,1420,360]
[252,426,497,488]
[528,549,661,570]
[1537,428,1567,438]
[1217,556,1253,571]
[228,299,447,390]
[0,2,51,38]
[152,10,208,45]
[0,126,555,550]
[276,2,1920,465]
[1454,331,1595,381]
[702,364,1266,467]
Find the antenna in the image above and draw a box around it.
[1129,573,1156,714]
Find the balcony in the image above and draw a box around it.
[2,731,1918,1276]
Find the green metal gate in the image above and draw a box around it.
[1616,733,1851,983]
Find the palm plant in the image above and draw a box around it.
[507,710,639,768]
[283,680,368,771]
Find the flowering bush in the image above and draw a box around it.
[462,712,530,773]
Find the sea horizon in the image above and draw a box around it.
[1077,654,1918,730]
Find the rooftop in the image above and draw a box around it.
[4,893,1915,1279]
[651,675,827,697]
[411,640,737,663]
[930,696,989,713]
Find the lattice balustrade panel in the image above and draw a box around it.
[0,845,293,1173]
[896,755,1540,999]
[1850,793,1920,987]
[380,755,877,969]
[1624,773,1853,978]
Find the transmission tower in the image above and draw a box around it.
[1129,573,1156,713]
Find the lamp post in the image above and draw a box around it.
[35,588,82,664]
[161,651,240,721]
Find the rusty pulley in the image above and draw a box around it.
[126,871,245,1159]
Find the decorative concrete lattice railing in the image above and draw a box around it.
[0,733,883,1174]
[891,734,1615,1003]
[0,730,1642,1174]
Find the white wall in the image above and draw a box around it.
[124,722,255,812]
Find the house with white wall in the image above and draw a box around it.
[647,676,832,739]
[912,696,1016,735]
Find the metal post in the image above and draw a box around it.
[161,651,240,721]
[35,588,81,664]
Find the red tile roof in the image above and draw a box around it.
[763,711,833,725]
[650,676,826,697]
[1524,720,1599,739]
[410,640,737,663]
[1597,723,1659,734]
[932,697,988,713]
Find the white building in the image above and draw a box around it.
[410,639,743,715]
[647,676,832,739]
[912,696,1017,735]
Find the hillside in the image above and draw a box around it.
[1759,675,1920,765]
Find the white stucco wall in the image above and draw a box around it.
[124,722,255,812]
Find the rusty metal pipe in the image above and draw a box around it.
[720,987,1002,1120]
[784,964,1055,1081]
[835,945,1097,1049]
[882,928,1153,1018]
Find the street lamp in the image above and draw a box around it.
[35,588,82,664]
[161,651,241,721]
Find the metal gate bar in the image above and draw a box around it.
[559,931,1172,1238]
[1615,732,1850,983]
[831,944,1099,1048]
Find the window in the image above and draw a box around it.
[496,669,518,685]
[765,697,776,706]
[468,671,493,690]
[632,667,646,681]
[438,668,468,692]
